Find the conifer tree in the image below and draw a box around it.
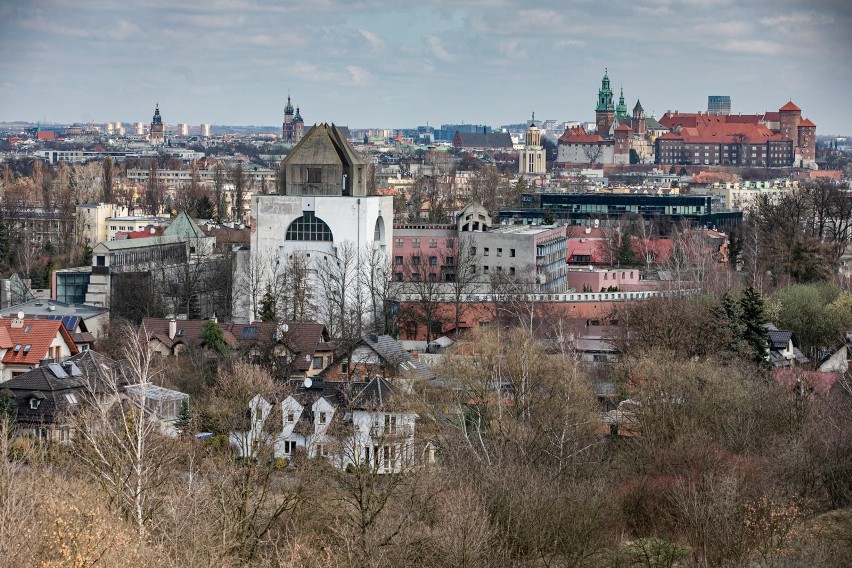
[740,285,769,366]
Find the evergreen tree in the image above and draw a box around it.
[200,320,229,355]
[175,399,191,434]
[615,231,637,266]
[258,284,277,322]
[740,285,769,366]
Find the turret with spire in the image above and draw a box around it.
[150,102,164,144]
[282,92,303,143]
[616,86,628,118]
[595,68,616,138]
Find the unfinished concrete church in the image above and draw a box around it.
[236,124,393,323]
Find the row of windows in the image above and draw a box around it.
[480,247,516,257]
[394,238,455,249]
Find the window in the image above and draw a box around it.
[313,356,324,369]
[483,248,489,256]
[509,267,516,276]
[429,256,437,266]
[483,266,489,273]
[445,256,454,267]
[429,239,437,248]
[307,167,322,183]
[497,248,502,257]
[393,272,403,281]
[429,273,437,282]
[411,273,421,281]
[446,239,455,248]
[319,412,327,424]
[65,393,78,404]
[30,398,40,410]
[411,238,420,248]
[394,255,403,265]
[255,407,263,422]
[384,414,397,434]
[395,238,404,247]
[285,211,333,242]
[470,246,476,256]
[341,360,349,373]
[286,412,295,423]
[284,441,296,454]
[411,255,420,265]
[510,248,516,257]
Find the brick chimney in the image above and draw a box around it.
[168,318,177,340]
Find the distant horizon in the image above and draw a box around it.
[2,1,850,135]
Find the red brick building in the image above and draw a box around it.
[656,102,816,168]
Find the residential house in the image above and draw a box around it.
[231,376,421,473]
[1,359,87,442]
[764,323,810,367]
[142,317,334,377]
[1,350,188,441]
[321,333,436,382]
[0,299,109,350]
[0,315,79,382]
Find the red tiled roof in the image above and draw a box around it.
[615,124,632,131]
[658,121,788,145]
[0,319,78,365]
[558,125,606,144]
[779,101,801,112]
[798,118,816,127]
[0,328,12,349]
[774,369,839,396]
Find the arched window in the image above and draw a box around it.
[285,211,333,241]
[373,216,385,242]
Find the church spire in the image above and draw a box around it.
[616,86,628,118]
[596,68,614,112]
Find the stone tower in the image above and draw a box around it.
[519,113,546,175]
[595,69,615,138]
[150,103,164,144]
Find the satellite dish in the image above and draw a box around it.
[17,311,24,320]
[303,377,313,389]
[280,323,289,333]
[305,354,311,362]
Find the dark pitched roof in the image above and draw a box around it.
[3,361,87,425]
[767,330,793,350]
[361,334,436,380]
[454,131,513,149]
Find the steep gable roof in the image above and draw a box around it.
[284,123,364,167]
[0,318,78,365]
[779,101,801,112]
[163,211,206,239]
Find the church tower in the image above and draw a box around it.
[519,113,546,175]
[595,69,615,138]
[293,106,305,142]
[282,95,297,143]
[150,103,164,144]
[616,86,628,119]
[632,99,647,137]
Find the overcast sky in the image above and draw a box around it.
[1,0,850,134]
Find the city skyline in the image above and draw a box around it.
[1,0,851,134]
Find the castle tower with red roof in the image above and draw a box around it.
[797,118,816,163]
[613,124,631,164]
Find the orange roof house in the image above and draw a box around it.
[0,316,79,382]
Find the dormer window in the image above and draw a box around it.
[23,345,31,355]
[287,412,295,423]
[13,344,21,355]
[30,398,41,410]
[319,412,327,424]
